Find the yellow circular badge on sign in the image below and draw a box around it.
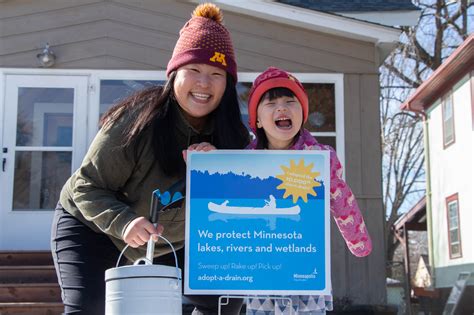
[276,159,321,203]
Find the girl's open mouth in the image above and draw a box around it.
[275,117,293,129]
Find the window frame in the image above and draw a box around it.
[445,193,462,259]
[441,91,455,149]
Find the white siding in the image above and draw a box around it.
[428,75,474,269]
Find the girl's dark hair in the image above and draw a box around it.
[255,87,298,149]
[100,72,250,176]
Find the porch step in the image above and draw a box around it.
[0,283,61,303]
[0,266,57,284]
[0,251,53,266]
[0,251,64,313]
[0,302,63,315]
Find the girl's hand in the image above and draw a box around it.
[123,217,164,248]
[182,142,216,161]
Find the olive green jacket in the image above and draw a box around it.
[59,104,213,261]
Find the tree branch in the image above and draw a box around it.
[383,61,421,88]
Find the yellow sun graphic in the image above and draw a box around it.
[276,159,321,203]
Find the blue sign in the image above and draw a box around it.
[185,150,331,295]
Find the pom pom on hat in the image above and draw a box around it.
[192,3,223,23]
[247,67,309,131]
[166,3,237,83]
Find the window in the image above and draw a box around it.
[99,79,164,118]
[13,87,74,210]
[442,92,455,148]
[236,82,337,149]
[446,194,462,259]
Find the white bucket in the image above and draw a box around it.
[105,264,182,315]
[105,236,182,315]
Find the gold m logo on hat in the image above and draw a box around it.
[210,52,227,66]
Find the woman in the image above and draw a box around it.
[51,3,249,314]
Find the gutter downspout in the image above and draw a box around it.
[421,112,435,289]
[404,101,435,289]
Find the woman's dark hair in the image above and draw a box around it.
[255,87,299,149]
[100,72,249,176]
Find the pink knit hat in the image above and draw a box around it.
[166,3,237,83]
[247,67,309,131]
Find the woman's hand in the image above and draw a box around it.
[182,142,216,161]
[123,217,164,248]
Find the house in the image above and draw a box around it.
[393,198,436,312]
[0,0,420,311]
[401,34,474,313]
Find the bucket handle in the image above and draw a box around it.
[115,235,182,281]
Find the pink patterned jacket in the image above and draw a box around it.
[247,129,372,257]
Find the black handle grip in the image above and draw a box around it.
[2,148,7,172]
[149,179,186,224]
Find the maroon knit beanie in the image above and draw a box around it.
[247,67,309,131]
[166,3,237,83]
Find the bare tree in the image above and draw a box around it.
[381,0,473,274]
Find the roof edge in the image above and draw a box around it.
[197,0,402,44]
[339,10,420,27]
[277,0,420,13]
[393,196,426,231]
[401,34,474,112]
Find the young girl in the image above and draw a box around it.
[245,67,373,315]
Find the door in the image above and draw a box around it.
[0,75,88,250]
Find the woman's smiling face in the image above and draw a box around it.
[173,63,227,130]
[256,94,303,149]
